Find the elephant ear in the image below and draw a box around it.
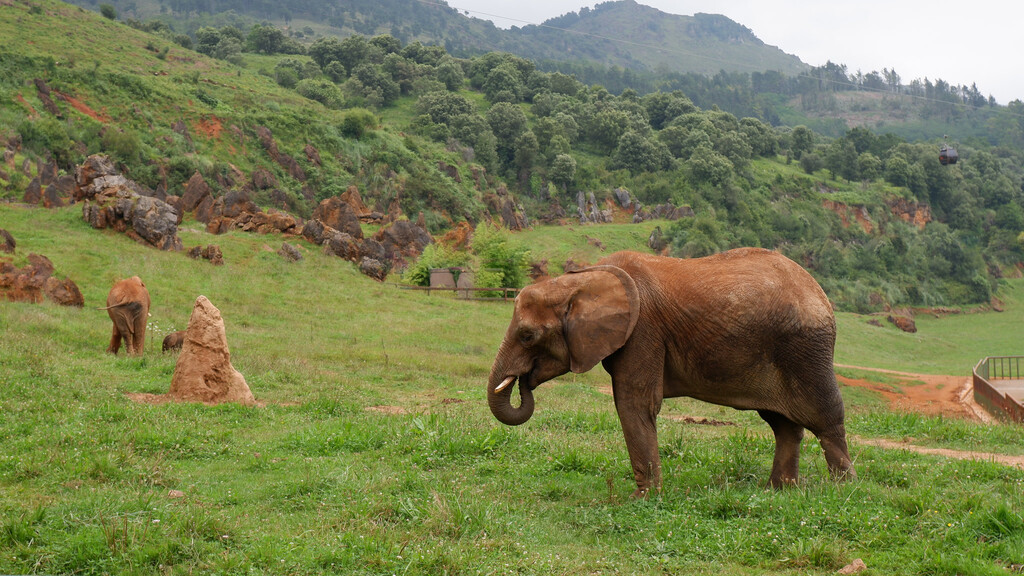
[564,265,640,373]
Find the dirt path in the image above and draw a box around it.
[834,363,993,423]
[853,435,1024,470]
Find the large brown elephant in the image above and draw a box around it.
[100,276,151,355]
[487,249,855,496]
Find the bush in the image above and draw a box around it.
[295,79,344,109]
[471,223,530,289]
[403,244,471,286]
[99,3,116,20]
[340,108,378,139]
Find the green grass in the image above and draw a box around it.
[2,204,1024,575]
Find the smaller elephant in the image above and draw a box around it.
[162,330,185,352]
[99,276,150,355]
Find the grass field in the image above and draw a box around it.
[2,203,1023,575]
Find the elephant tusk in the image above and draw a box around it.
[494,376,516,393]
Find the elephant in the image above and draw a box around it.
[487,248,855,496]
[162,330,185,352]
[99,276,151,355]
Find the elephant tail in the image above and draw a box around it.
[96,302,144,314]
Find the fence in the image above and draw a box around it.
[397,285,519,302]
[973,356,1024,423]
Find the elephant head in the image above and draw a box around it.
[487,265,640,426]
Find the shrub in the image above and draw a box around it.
[403,244,471,286]
[99,3,116,20]
[471,223,530,289]
[295,79,344,109]
[340,108,378,139]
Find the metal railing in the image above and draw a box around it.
[973,356,1024,423]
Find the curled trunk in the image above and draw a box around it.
[487,353,534,426]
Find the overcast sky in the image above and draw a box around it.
[442,0,1022,104]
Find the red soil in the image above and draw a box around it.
[54,90,110,122]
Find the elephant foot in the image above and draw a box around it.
[767,475,799,489]
[630,484,660,499]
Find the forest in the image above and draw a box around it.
[4,1,1024,313]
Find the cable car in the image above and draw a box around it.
[939,145,958,166]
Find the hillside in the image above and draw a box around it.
[3,0,1024,315]
[511,2,806,77]
[61,0,808,78]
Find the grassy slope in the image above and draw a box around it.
[2,204,1023,575]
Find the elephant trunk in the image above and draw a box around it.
[487,348,535,426]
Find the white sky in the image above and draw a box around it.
[443,0,1023,104]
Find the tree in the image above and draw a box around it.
[435,56,464,91]
[483,63,524,103]
[687,145,733,187]
[194,27,222,56]
[416,92,474,125]
[549,153,577,194]
[487,102,528,172]
[611,130,672,174]
[296,79,344,109]
[825,139,858,181]
[586,108,630,153]
[99,3,117,19]
[246,24,286,55]
[513,131,539,185]
[308,37,345,69]
[790,125,814,160]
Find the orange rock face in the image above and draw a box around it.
[169,296,255,405]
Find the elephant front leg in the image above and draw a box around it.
[612,380,663,498]
[758,410,804,488]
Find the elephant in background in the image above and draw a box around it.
[487,249,855,496]
[100,276,150,355]
[162,330,185,352]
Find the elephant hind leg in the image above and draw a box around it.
[108,324,123,354]
[758,410,804,488]
[815,426,856,481]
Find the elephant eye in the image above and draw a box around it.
[518,327,539,345]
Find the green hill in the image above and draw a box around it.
[3,0,1024,315]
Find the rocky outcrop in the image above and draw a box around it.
[359,257,388,281]
[34,78,61,117]
[886,307,917,333]
[181,172,212,213]
[43,175,75,208]
[0,252,83,307]
[638,203,694,222]
[576,191,612,224]
[79,156,183,252]
[340,186,381,223]
[300,219,337,246]
[187,245,224,265]
[887,197,931,229]
[312,196,363,238]
[647,226,668,253]
[822,199,873,233]
[438,221,473,250]
[278,242,303,262]
[613,187,632,209]
[255,125,306,181]
[0,229,15,253]
[169,296,255,405]
[485,184,528,230]
[373,219,432,271]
